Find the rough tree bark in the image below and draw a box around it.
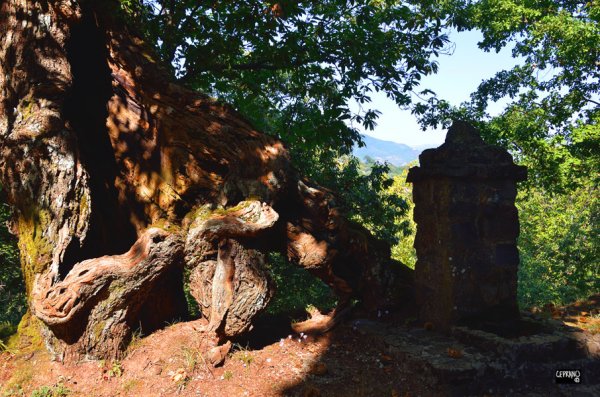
[0,0,413,361]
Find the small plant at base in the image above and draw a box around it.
[30,386,52,397]
[180,346,203,372]
[231,344,254,367]
[222,370,233,381]
[54,383,70,397]
[236,351,254,366]
[109,360,123,378]
[163,318,182,328]
[127,327,144,351]
[0,339,11,353]
[30,383,70,397]
[2,384,24,397]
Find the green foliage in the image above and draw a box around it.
[415,0,599,192]
[129,0,456,155]
[0,191,26,327]
[265,252,337,315]
[0,322,17,351]
[478,111,600,192]
[222,370,233,381]
[469,0,600,123]
[182,267,200,319]
[408,1,599,308]
[309,153,410,244]
[30,384,70,397]
[361,155,405,177]
[108,360,123,378]
[387,164,417,268]
[119,1,450,251]
[517,184,599,308]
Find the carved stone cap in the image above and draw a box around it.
[407,121,527,182]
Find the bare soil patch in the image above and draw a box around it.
[1,296,598,397]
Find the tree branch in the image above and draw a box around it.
[179,56,333,83]
[585,97,600,107]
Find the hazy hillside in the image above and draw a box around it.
[353,135,426,166]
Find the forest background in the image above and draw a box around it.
[1,0,598,341]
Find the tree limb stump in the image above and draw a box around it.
[185,201,277,340]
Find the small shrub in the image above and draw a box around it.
[222,370,233,381]
[30,386,53,397]
[109,361,123,378]
[517,186,599,308]
[182,267,200,318]
[265,253,336,316]
[30,383,70,397]
[99,360,123,378]
[180,346,204,372]
[231,345,254,367]
[127,327,144,351]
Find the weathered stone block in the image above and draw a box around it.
[407,121,527,331]
[480,207,520,241]
[494,244,520,267]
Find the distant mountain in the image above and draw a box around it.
[353,135,427,166]
[413,143,440,152]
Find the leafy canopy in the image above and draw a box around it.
[124,0,455,155]
[517,184,599,307]
[415,0,600,191]
[117,0,460,244]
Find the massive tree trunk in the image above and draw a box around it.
[0,0,412,361]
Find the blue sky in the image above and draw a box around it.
[357,29,519,148]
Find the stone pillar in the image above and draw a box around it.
[407,121,527,330]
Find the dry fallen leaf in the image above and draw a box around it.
[310,362,328,376]
[447,347,463,358]
[381,354,394,363]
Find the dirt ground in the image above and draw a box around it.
[1,296,598,397]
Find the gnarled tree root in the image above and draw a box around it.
[31,229,186,361]
[0,0,414,363]
[185,201,278,341]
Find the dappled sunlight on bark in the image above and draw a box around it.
[0,0,413,363]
